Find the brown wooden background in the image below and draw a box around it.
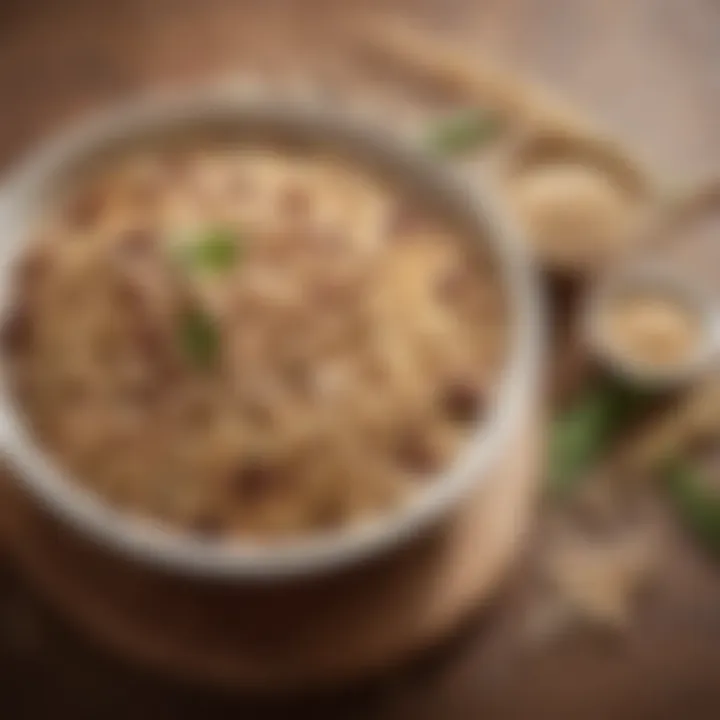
[1,1,719,718]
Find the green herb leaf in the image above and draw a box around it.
[665,458,720,556]
[426,109,504,156]
[178,227,240,273]
[548,389,615,495]
[178,305,219,369]
[548,378,652,496]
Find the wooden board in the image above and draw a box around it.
[0,418,540,690]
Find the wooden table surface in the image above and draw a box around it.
[1,1,719,718]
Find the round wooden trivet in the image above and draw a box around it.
[0,417,539,691]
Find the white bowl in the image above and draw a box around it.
[583,262,719,389]
[0,89,543,580]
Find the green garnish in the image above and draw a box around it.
[548,386,618,496]
[178,305,219,369]
[665,458,720,556]
[171,228,237,368]
[548,378,652,496]
[426,109,504,156]
[178,227,241,273]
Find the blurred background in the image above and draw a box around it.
[1,1,719,718]
[1,0,718,177]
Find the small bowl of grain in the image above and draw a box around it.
[584,264,719,388]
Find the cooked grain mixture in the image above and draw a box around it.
[3,141,507,539]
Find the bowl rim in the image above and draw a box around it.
[0,88,543,580]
